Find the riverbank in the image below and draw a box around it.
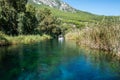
[65,21,120,55]
[0,34,51,46]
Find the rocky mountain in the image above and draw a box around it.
[31,0,76,12]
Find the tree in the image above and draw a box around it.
[21,4,38,34]
[7,0,27,12]
[0,0,17,35]
[0,0,28,35]
[36,8,61,37]
[0,1,62,37]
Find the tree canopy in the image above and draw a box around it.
[0,0,62,37]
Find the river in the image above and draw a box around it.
[0,39,120,80]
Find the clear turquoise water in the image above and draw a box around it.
[0,39,120,80]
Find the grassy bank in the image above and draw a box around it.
[65,18,120,54]
[65,31,79,40]
[0,33,51,46]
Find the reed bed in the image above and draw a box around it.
[65,17,120,54]
[0,33,51,46]
[77,17,120,54]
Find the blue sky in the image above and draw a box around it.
[63,0,120,16]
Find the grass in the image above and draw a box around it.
[66,17,120,54]
[7,34,51,45]
[65,31,79,40]
[0,33,51,46]
[0,32,10,46]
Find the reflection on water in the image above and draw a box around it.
[0,39,120,80]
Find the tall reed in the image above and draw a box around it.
[77,17,120,53]
[0,33,51,46]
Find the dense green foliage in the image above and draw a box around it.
[35,8,62,37]
[27,1,107,34]
[0,0,61,37]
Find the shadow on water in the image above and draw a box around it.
[0,39,120,80]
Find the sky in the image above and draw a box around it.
[63,0,120,16]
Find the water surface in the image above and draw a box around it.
[0,39,120,80]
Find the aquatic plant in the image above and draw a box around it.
[77,17,120,53]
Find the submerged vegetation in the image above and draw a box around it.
[1,0,120,79]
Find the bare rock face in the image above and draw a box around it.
[33,0,76,12]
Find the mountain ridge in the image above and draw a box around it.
[28,0,102,24]
[29,0,76,12]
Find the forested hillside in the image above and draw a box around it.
[28,0,105,34]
